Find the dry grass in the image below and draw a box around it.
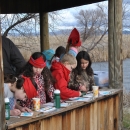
[8,34,130,62]
[123,90,130,129]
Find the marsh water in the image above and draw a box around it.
[92,58,130,91]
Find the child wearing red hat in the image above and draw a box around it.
[66,28,82,57]
[18,52,55,109]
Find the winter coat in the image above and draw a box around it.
[68,70,95,91]
[2,36,26,75]
[51,61,80,100]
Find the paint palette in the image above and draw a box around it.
[20,112,33,117]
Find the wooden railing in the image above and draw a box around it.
[7,89,122,130]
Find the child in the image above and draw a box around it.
[42,49,55,68]
[4,74,32,116]
[65,28,82,57]
[51,53,84,100]
[51,46,65,63]
[18,52,55,109]
[68,51,95,92]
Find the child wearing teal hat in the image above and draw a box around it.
[42,49,55,68]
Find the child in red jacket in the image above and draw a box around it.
[51,53,82,100]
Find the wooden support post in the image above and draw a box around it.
[0,28,6,129]
[108,0,123,89]
[108,0,123,129]
[40,12,50,52]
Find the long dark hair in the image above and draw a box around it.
[19,52,55,90]
[55,46,65,57]
[74,51,93,76]
[51,46,65,63]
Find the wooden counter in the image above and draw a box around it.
[7,89,122,130]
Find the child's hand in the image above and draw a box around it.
[79,85,87,92]
[10,109,21,116]
[20,107,32,112]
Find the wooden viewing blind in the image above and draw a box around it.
[7,89,122,130]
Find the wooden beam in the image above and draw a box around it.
[108,0,123,129]
[0,0,106,14]
[40,12,50,51]
[0,22,6,130]
[108,0,123,89]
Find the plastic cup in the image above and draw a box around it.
[32,98,40,111]
[92,86,99,98]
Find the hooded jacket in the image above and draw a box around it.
[51,61,80,100]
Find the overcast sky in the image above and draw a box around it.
[49,1,108,30]
[49,0,130,31]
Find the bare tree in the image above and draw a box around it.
[1,13,39,37]
[0,12,63,51]
[74,4,108,53]
[1,12,61,37]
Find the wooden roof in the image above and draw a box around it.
[0,0,106,14]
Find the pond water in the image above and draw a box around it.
[92,58,130,91]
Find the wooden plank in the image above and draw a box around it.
[93,102,97,130]
[103,99,108,130]
[108,0,123,89]
[90,103,94,130]
[49,115,62,130]
[41,117,50,130]
[85,105,90,130]
[15,127,23,130]
[118,92,123,130]
[77,107,84,130]
[108,97,114,130]
[40,12,49,51]
[70,109,76,130]
[0,29,5,130]
[113,0,123,89]
[113,95,119,130]
[62,112,66,130]
[100,101,105,130]
[97,101,100,130]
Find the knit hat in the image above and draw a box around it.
[42,49,55,61]
[42,49,55,68]
[67,28,81,47]
[29,56,46,68]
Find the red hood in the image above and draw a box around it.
[51,61,80,100]
[51,61,70,82]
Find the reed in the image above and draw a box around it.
[8,34,130,62]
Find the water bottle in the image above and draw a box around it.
[54,89,60,108]
[5,98,10,120]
